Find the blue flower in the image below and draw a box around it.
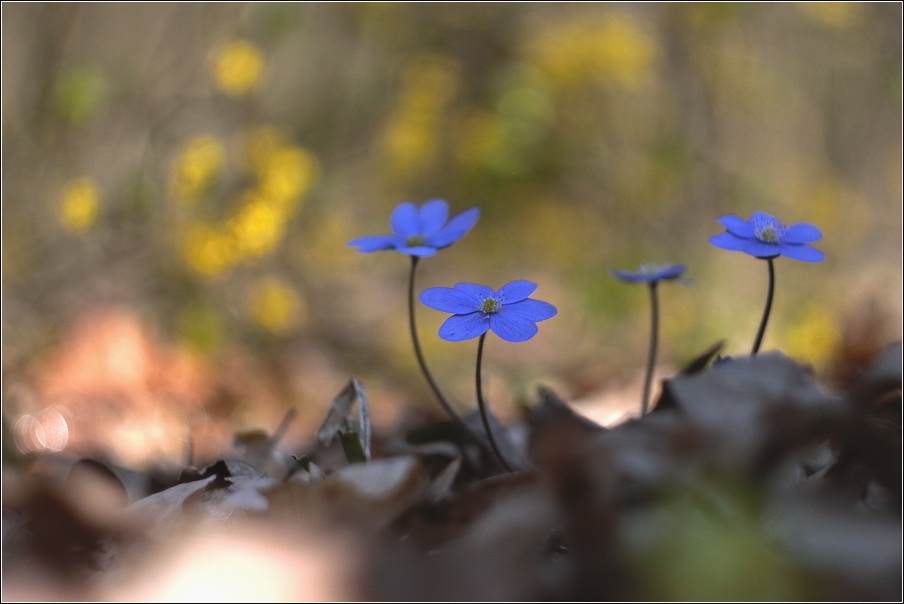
[710,211,824,262]
[420,281,557,342]
[348,199,480,257]
[610,263,686,284]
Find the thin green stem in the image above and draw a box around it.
[476,332,513,472]
[641,282,659,416]
[407,257,489,449]
[751,258,775,355]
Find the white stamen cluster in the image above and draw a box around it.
[754,219,784,243]
[639,263,665,275]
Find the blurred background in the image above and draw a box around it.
[3,3,901,469]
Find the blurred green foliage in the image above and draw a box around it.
[54,66,107,125]
[619,476,806,600]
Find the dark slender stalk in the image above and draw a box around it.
[751,258,775,355]
[641,282,659,416]
[270,407,297,447]
[475,333,514,472]
[407,257,488,448]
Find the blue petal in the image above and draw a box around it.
[419,199,449,237]
[420,287,480,313]
[711,233,780,258]
[453,282,496,300]
[655,264,687,280]
[489,310,539,342]
[497,280,538,303]
[778,243,824,263]
[396,245,438,257]
[438,312,490,341]
[717,215,755,238]
[782,223,822,244]
[391,202,421,238]
[610,268,648,283]
[740,240,782,258]
[348,234,401,252]
[710,232,750,252]
[426,207,480,249]
[750,211,781,226]
[503,299,557,322]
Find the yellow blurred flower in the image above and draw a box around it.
[229,196,285,258]
[682,3,741,31]
[401,55,461,99]
[781,302,840,368]
[183,221,238,277]
[259,146,319,207]
[174,126,319,276]
[249,277,305,335]
[245,127,284,176]
[456,110,504,170]
[799,3,861,28]
[384,119,435,177]
[242,127,319,207]
[383,56,461,177]
[172,136,224,203]
[529,15,654,88]
[59,177,99,232]
[212,40,264,96]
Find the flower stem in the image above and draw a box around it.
[475,332,513,472]
[407,257,489,448]
[751,258,775,355]
[641,282,659,416]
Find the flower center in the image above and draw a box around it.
[639,263,662,275]
[754,220,783,243]
[481,297,501,314]
[405,235,426,247]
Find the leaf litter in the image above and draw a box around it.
[2,344,901,600]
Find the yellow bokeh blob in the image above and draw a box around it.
[799,3,861,28]
[183,221,238,277]
[229,196,285,258]
[249,277,305,335]
[383,56,461,177]
[781,302,840,368]
[172,136,224,203]
[59,177,99,232]
[456,110,503,170]
[213,40,264,96]
[259,147,319,207]
[175,126,319,278]
[529,15,654,88]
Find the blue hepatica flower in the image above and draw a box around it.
[348,199,480,257]
[420,281,557,342]
[709,211,824,262]
[610,263,687,284]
